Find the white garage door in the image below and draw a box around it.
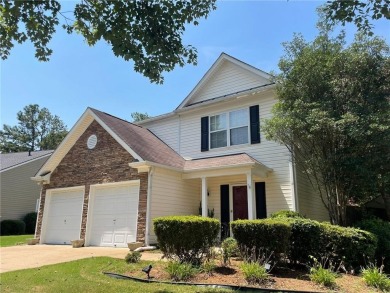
[88,182,139,247]
[42,188,84,244]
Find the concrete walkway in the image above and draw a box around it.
[0,245,163,273]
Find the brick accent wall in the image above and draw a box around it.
[36,120,148,243]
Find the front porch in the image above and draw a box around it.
[183,153,273,238]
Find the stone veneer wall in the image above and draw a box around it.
[36,120,148,243]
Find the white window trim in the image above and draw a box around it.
[209,108,250,149]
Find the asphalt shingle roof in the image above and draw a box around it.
[91,108,185,169]
[0,150,53,171]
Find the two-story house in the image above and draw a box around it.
[32,53,328,247]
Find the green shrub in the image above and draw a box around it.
[231,219,291,260]
[0,220,26,235]
[271,210,304,219]
[240,262,269,284]
[356,217,390,272]
[23,212,37,234]
[320,223,377,268]
[125,251,141,263]
[309,265,337,288]
[200,260,217,275]
[166,261,198,281]
[153,215,220,265]
[361,265,390,291]
[286,218,322,264]
[221,237,239,265]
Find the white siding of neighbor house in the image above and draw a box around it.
[0,157,48,220]
[189,61,270,106]
[149,167,200,244]
[296,164,330,221]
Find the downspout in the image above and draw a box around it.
[289,153,299,212]
[178,114,181,155]
[144,167,155,246]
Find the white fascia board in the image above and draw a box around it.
[0,153,53,173]
[30,172,51,184]
[135,112,176,125]
[129,161,183,173]
[175,84,275,115]
[89,110,144,162]
[35,109,94,177]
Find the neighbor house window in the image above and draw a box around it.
[209,109,249,149]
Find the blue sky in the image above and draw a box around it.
[1,0,389,129]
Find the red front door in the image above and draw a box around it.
[233,186,248,220]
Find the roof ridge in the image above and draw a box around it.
[89,107,144,129]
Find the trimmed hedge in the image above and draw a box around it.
[23,212,37,234]
[153,215,220,265]
[0,220,26,236]
[271,215,377,267]
[355,217,390,272]
[231,219,291,258]
[320,223,377,268]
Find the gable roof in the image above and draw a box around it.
[176,53,273,109]
[90,109,185,169]
[0,150,53,172]
[34,108,185,178]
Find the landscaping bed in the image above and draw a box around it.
[123,256,377,293]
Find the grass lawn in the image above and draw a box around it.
[0,235,33,247]
[0,257,232,293]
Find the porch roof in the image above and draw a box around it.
[182,153,273,179]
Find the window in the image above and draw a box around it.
[209,109,249,149]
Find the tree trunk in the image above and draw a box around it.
[381,193,390,221]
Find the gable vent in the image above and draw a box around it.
[87,134,97,149]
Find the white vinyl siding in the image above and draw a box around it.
[142,117,180,153]
[295,164,329,221]
[0,157,48,221]
[189,61,270,105]
[149,168,200,244]
[146,91,296,219]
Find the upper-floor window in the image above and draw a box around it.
[210,109,249,149]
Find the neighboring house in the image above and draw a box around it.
[0,150,53,221]
[32,53,329,247]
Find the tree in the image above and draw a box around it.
[131,112,150,122]
[0,0,216,84]
[263,32,390,225]
[322,0,390,35]
[0,104,68,152]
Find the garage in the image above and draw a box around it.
[86,181,140,247]
[41,187,84,244]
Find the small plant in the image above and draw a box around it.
[221,237,239,265]
[240,262,269,284]
[200,259,217,276]
[125,251,141,263]
[308,256,339,288]
[361,264,390,291]
[166,261,198,281]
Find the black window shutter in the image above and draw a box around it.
[249,105,260,144]
[220,185,230,239]
[201,116,209,152]
[255,182,267,219]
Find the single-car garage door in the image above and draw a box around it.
[41,187,84,244]
[87,181,140,247]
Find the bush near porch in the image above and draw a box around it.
[153,215,220,265]
[231,214,377,270]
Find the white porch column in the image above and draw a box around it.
[201,177,208,217]
[246,171,255,220]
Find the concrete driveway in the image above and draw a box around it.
[0,245,162,273]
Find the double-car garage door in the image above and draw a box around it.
[41,181,139,247]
